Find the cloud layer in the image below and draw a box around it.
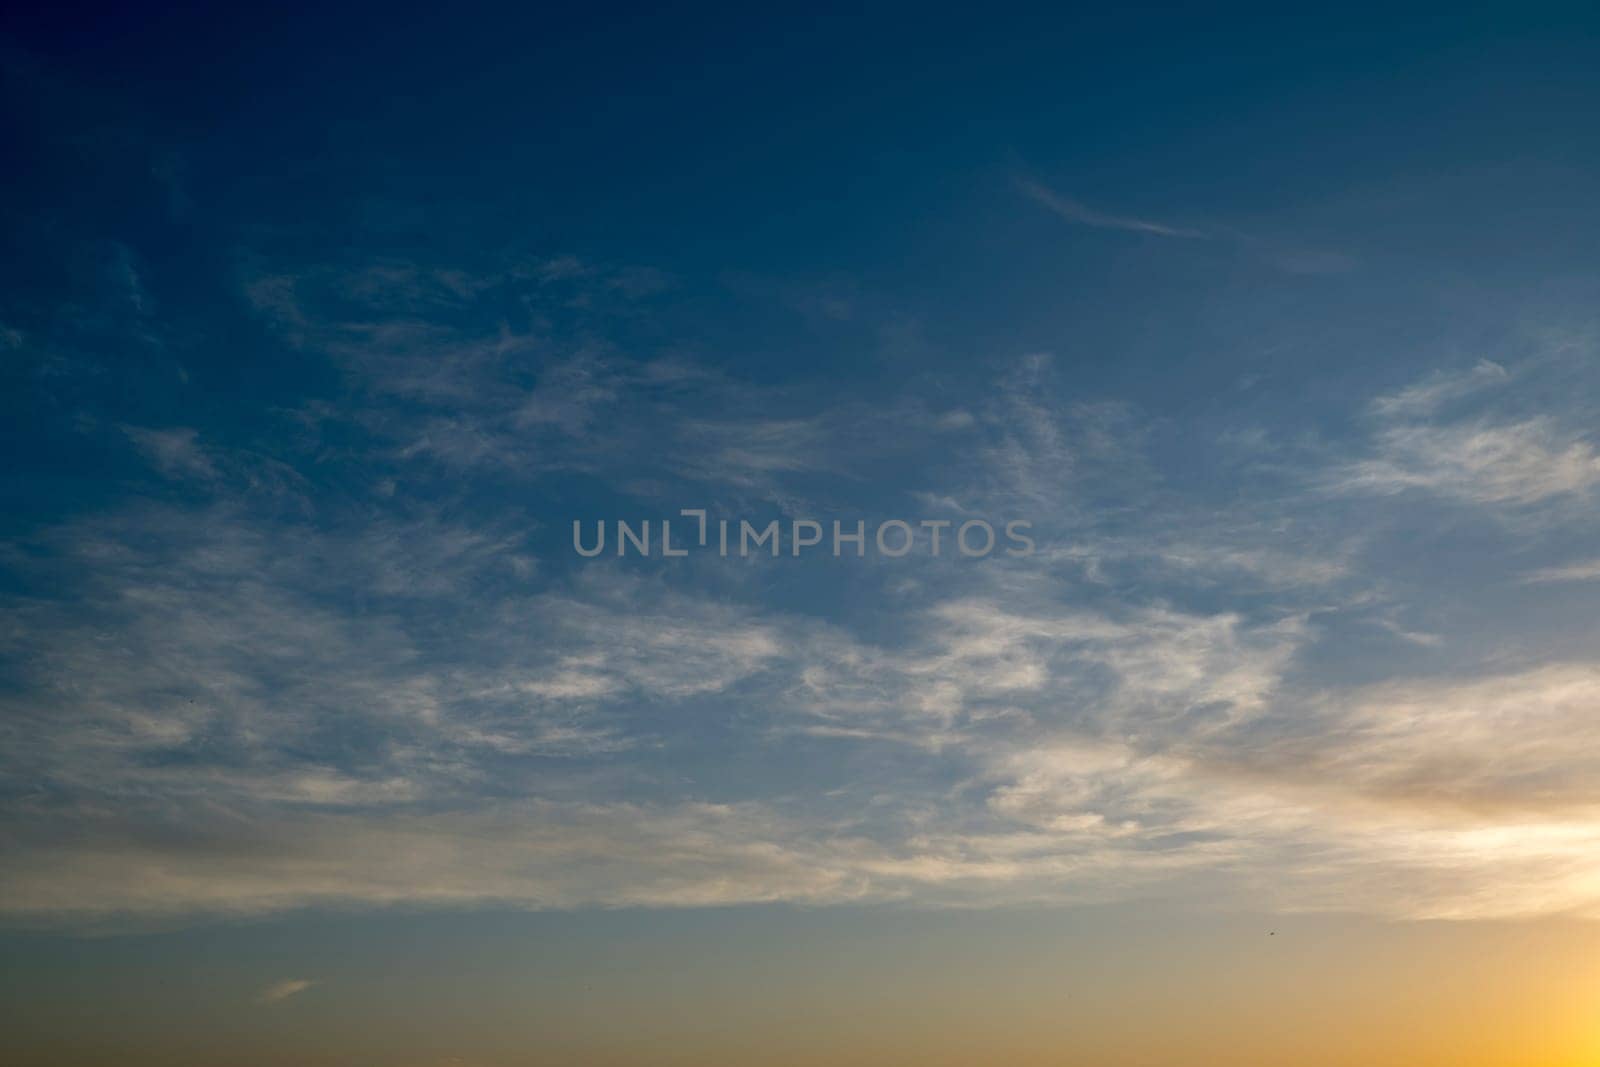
[4,252,1600,928]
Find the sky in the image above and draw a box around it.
[3,4,1600,1065]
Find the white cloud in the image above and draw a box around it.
[1333,354,1600,507]
[1288,664,1600,814]
[1369,359,1508,418]
[1335,416,1600,505]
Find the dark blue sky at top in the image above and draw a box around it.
[1,3,1596,570]
[1,3,1596,600]
[8,5,1600,365]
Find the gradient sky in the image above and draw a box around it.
[4,5,1600,1065]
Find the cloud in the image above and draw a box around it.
[257,978,315,1004]
[1521,558,1600,584]
[1369,359,1509,418]
[122,426,219,482]
[1329,358,1600,508]
[0,458,1364,925]
[1017,178,1207,239]
[1334,416,1600,505]
[1212,665,1600,818]
[1016,176,1357,274]
[7,248,1600,932]
[10,646,1600,924]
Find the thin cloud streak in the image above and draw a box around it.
[1522,558,1600,584]
[257,978,315,1004]
[1016,177,1207,239]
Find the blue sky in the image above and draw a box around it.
[4,5,1600,1063]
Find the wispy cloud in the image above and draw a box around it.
[7,248,1600,930]
[1522,558,1600,584]
[1016,176,1358,274]
[1369,359,1509,418]
[1016,177,1207,239]
[122,426,219,482]
[1334,417,1600,505]
[257,978,315,1004]
[1330,358,1600,508]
